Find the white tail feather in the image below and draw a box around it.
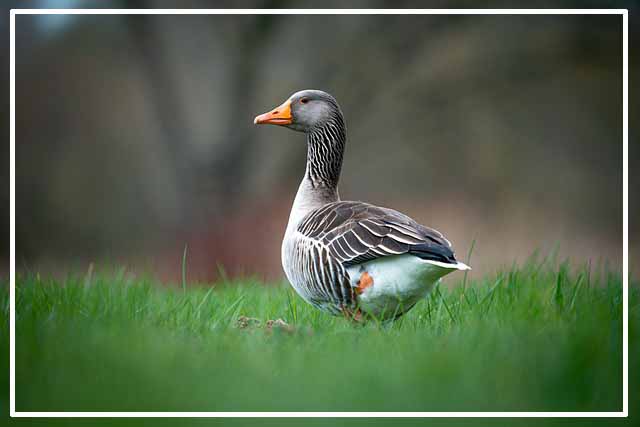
[422,260,472,270]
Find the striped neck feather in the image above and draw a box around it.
[305,114,346,190]
[286,115,346,232]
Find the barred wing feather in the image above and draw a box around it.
[297,201,458,268]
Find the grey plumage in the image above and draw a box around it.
[288,201,457,313]
[298,201,456,267]
[255,89,465,317]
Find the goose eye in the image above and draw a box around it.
[300,98,309,104]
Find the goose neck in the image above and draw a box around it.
[304,117,346,190]
[286,118,346,232]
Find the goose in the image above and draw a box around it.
[254,89,470,320]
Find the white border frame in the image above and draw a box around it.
[9,8,629,418]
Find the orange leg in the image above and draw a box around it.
[341,306,364,323]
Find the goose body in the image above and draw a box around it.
[255,90,469,320]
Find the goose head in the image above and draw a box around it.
[254,89,343,133]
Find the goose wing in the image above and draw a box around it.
[297,201,458,268]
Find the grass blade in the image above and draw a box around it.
[462,237,476,293]
[436,285,456,323]
[182,244,188,293]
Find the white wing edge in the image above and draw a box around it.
[422,260,472,270]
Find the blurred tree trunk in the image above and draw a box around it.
[124,8,190,211]
[124,2,285,216]
[209,8,284,209]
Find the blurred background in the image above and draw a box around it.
[5,2,638,283]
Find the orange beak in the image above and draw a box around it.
[254,99,293,125]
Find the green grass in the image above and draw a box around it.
[2,255,636,414]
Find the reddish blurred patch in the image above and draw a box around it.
[154,196,291,284]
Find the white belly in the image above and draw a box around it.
[346,255,469,319]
